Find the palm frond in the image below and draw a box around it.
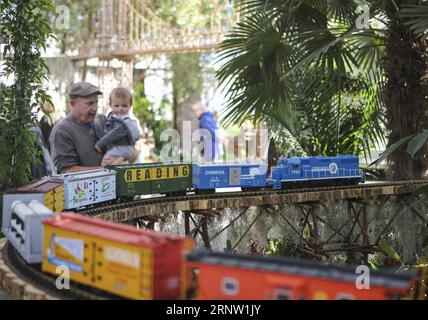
[327,0,359,25]
[217,0,386,158]
[217,11,296,126]
[400,4,428,37]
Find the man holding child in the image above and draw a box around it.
[50,81,139,173]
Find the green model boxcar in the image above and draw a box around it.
[107,162,192,197]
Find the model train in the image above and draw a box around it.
[2,202,418,300]
[2,155,364,222]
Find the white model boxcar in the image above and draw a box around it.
[54,169,116,209]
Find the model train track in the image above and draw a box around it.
[1,241,112,300]
[81,180,428,217]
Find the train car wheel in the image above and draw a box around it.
[241,187,262,192]
[117,196,134,202]
[194,189,215,195]
[165,191,188,197]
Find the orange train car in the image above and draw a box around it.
[186,251,416,300]
[42,212,194,299]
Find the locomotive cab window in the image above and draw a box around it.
[222,278,239,296]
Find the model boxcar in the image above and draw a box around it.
[186,251,416,300]
[3,177,64,212]
[42,212,194,299]
[108,162,192,197]
[268,155,364,189]
[2,178,64,236]
[53,169,116,209]
[192,163,267,192]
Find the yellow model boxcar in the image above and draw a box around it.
[7,178,64,212]
[42,212,194,299]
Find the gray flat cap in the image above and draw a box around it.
[69,81,102,98]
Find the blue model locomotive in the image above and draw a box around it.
[268,155,364,189]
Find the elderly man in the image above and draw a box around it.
[50,81,129,173]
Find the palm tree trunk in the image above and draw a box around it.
[384,0,428,180]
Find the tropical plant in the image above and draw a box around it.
[0,0,54,190]
[383,0,428,180]
[217,0,428,180]
[372,131,428,164]
[371,129,428,193]
[370,3,428,175]
[401,3,428,37]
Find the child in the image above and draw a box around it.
[95,87,140,165]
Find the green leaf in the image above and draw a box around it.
[406,133,428,158]
[369,135,415,166]
[401,5,428,37]
[378,239,402,263]
[0,0,53,189]
[368,261,378,270]
[303,224,310,238]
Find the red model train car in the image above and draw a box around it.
[186,251,416,300]
[42,212,194,299]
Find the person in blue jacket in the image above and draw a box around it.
[192,102,220,161]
